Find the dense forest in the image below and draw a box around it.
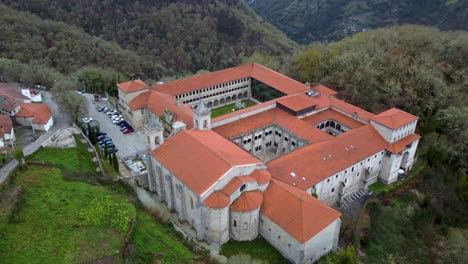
[248,0,468,43]
[0,0,296,73]
[290,25,467,263]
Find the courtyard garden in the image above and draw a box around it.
[210,99,257,118]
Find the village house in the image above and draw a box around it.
[0,114,14,148]
[117,63,420,263]
[15,103,53,132]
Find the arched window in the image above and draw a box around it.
[190,197,194,209]
[195,120,199,128]
[233,220,237,227]
[155,136,160,145]
[203,120,208,129]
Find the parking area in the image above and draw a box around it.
[83,94,147,158]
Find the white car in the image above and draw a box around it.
[82,117,94,123]
[113,117,124,124]
[111,115,122,120]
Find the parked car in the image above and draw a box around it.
[82,117,93,123]
[113,118,124,124]
[97,135,108,141]
[97,106,106,112]
[96,131,106,137]
[123,128,134,134]
[107,148,118,154]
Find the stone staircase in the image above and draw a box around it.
[341,190,367,209]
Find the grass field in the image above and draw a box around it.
[0,141,194,263]
[220,237,287,263]
[0,166,130,263]
[211,99,257,118]
[128,211,194,263]
[27,135,95,174]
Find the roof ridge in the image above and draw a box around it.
[186,130,237,167]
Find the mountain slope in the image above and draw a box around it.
[0,4,165,79]
[248,0,468,44]
[1,0,297,73]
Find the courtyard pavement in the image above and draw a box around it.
[83,94,147,158]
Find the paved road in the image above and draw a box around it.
[0,159,19,185]
[23,92,71,156]
[84,94,147,158]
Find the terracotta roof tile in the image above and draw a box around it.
[230,191,263,212]
[117,79,148,93]
[151,130,262,195]
[386,134,421,154]
[371,108,418,129]
[152,63,311,96]
[261,179,341,243]
[16,103,52,124]
[213,108,334,144]
[202,191,230,209]
[0,97,20,112]
[312,84,338,96]
[302,109,365,129]
[249,169,271,185]
[0,114,12,138]
[128,91,150,110]
[267,124,388,190]
[222,176,257,196]
[144,91,194,129]
[330,97,374,121]
[0,83,30,101]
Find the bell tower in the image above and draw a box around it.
[145,113,164,151]
[193,100,211,130]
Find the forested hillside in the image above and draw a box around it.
[290,25,467,263]
[248,0,468,44]
[0,5,164,79]
[1,0,297,73]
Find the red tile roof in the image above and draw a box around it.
[0,114,12,138]
[330,97,374,121]
[371,108,418,129]
[0,83,30,101]
[0,97,20,112]
[230,191,263,212]
[261,179,341,243]
[143,91,194,129]
[152,63,311,96]
[151,130,262,195]
[312,84,338,96]
[249,169,271,185]
[277,93,329,113]
[386,134,421,154]
[117,79,148,93]
[267,124,388,190]
[213,108,334,144]
[222,176,257,196]
[301,108,365,129]
[16,103,52,124]
[203,191,230,209]
[128,91,150,110]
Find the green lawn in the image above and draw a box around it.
[0,142,194,263]
[27,135,95,174]
[211,99,257,118]
[0,166,131,263]
[127,211,194,263]
[220,237,288,263]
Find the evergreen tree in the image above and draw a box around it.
[88,123,97,144]
[112,152,119,173]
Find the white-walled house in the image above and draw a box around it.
[0,114,14,148]
[15,103,54,131]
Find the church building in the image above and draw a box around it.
[117,63,420,263]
